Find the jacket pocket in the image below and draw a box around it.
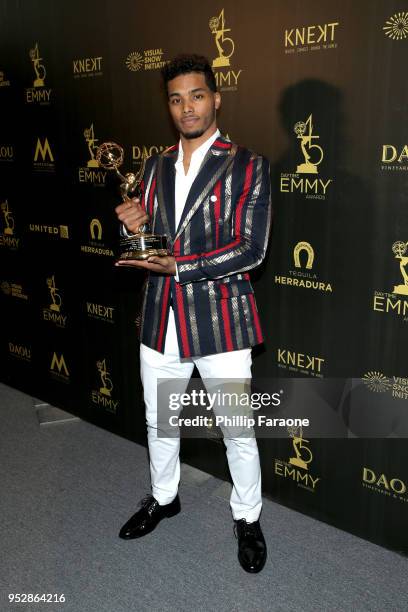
[216,278,254,298]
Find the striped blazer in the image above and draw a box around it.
[139,135,272,358]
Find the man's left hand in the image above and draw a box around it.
[115,255,176,275]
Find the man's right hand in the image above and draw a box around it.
[115,198,150,234]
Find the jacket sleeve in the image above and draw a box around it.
[175,154,272,285]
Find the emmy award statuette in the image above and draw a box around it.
[209,9,235,68]
[30,43,46,88]
[392,241,408,295]
[287,425,313,470]
[96,141,168,261]
[294,115,324,175]
[1,200,14,235]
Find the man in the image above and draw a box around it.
[115,54,272,573]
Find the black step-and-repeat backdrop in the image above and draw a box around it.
[1,0,407,554]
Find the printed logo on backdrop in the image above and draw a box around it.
[8,342,31,362]
[208,9,242,91]
[49,352,70,383]
[33,137,55,173]
[28,223,69,239]
[73,56,103,78]
[383,12,408,40]
[274,426,321,492]
[90,358,119,413]
[363,371,408,400]
[1,200,14,235]
[80,218,114,257]
[373,241,408,322]
[277,348,325,378]
[126,49,168,72]
[275,241,332,293]
[42,275,67,328]
[381,143,408,172]
[78,124,107,186]
[25,43,52,104]
[0,70,11,87]
[1,280,28,300]
[132,144,169,172]
[284,21,339,54]
[362,467,408,503]
[280,115,333,199]
[0,145,14,162]
[0,200,20,250]
[86,301,115,324]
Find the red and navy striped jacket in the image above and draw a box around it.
[139,136,272,358]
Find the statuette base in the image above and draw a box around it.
[118,234,168,261]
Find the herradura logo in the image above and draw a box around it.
[80,218,113,258]
[373,241,408,322]
[26,43,52,104]
[280,114,333,199]
[274,241,333,293]
[208,9,241,92]
[90,218,102,241]
[294,242,314,269]
[78,124,107,185]
[274,426,320,492]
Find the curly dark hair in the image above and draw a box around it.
[161,54,217,93]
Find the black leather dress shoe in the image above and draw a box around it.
[234,519,267,573]
[119,494,181,539]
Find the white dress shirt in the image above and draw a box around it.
[174,129,220,281]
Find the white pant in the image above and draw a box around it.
[140,308,262,522]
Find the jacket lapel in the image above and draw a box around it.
[155,147,177,241]
[174,137,237,241]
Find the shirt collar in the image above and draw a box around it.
[176,129,221,163]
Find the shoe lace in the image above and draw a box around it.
[234,519,259,539]
[140,494,158,513]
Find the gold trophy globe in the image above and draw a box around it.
[96,141,168,261]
